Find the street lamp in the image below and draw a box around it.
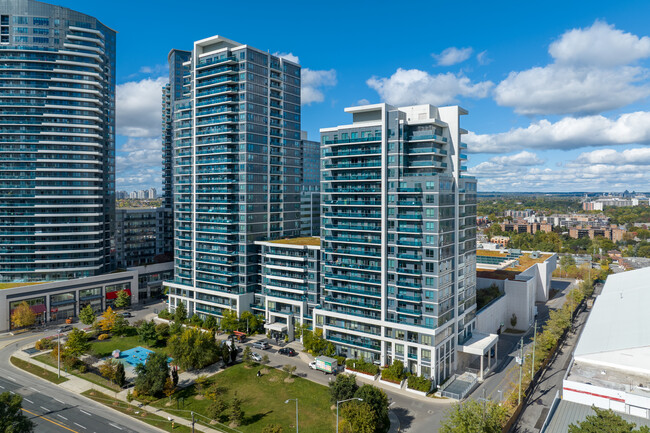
[285,398,298,433]
[336,398,363,433]
[57,328,62,378]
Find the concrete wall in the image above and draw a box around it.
[476,294,507,334]
[476,273,536,333]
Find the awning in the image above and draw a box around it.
[457,332,499,356]
[264,323,288,332]
[31,304,46,314]
[106,288,132,300]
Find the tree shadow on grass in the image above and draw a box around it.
[243,410,273,426]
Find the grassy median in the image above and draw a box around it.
[10,356,68,384]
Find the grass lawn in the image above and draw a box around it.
[90,334,169,358]
[10,356,68,384]
[151,363,335,433]
[34,353,121,392]
[81,389,192,433]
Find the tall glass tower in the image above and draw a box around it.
[0,0,116,283]
[317,103,477,384]
[164,36,302,322]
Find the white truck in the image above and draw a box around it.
[309,356,338,374]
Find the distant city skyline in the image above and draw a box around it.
[45,0,650,192]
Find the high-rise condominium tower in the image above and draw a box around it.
[317,103,477,383]
[165,36,302,319]
[0,0,116,282]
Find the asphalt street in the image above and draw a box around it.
[0,334,163,433]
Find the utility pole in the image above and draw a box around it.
[518,338,524,405]
[57,329,61,379]
[531,320,537,378]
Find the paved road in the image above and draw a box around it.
[512,302,590,432]
[0,335,163,433]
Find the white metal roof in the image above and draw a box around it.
[574,268,650,362]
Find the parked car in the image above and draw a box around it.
[58,325,73,333]
[278,347,297,357]
[121,312,132,318]
[252,341,271,350]
[251,352,262,362]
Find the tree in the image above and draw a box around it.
[155,323,170,340]
[329,373,359,404]
[282,364,296,378]
[114,290,131,309]
[168,327,220,370]
[262,424,283,433]
[169,320,183,336]
[171,367,179,388]
[99,359,117,384]
[569,406,650,433]
[207,398,227,420]
[174,301,187,324]
[115,362,126,387]
[111,315,130,336]
[99,307,118,332]
[134,352,170,396]
[242,346,253,365]
[220,310,238,332]
[440,399,509,433]
[11,301,36,329]
[203,315,217,330]
[79,304,96,326]
[190,314,203,327]
[262,354,270,365]
[339,401,376,433]
[64,328,90,357]
[229,394,244,426]
[510,313,517,328]
[221,342,232,366]
[137,320,157,345]
[0,391,34,433]
[354,385,389,431]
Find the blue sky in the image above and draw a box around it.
[53,0,650,192]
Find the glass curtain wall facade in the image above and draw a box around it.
[165,36,302,322]
[0,0,116,282]
[316,103,477,384]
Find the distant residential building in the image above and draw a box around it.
[148,188,157,199]
[129,191,138,199]
[300,187,320,237]
[136,190,146,199]
[562,268,650,420]
[117,191,128,199]
[490,236,510,247]
[0,0,116,283]
[504,209,534,219]
[115,208,165,268]
[568,225,626,242]
[500,221,552,234]
[582,201,604,211]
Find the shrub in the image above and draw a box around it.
[158,309,172,320]
[98,333,110,341]
[335,355,346,366]
[35,338,54,351]
[345,358,379,376]
[381,360,405,383]
[407,374,432,392]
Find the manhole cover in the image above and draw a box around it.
[428,410,434,414]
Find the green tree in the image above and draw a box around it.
[189,314,203,327]
[171,367,179,387]
[137,320,157,345]
[569,406,650,433]
[203,315,217,330]
[79,304,96,326]
[242,346,253,365]
[10,301,36,329]
[354,385,389,432]
[115,362,126,387]
[439,399,509,433]
[169,320,183,335]
[0,391,34,433]
[168,327,220,370]
[220,310,238,332]
[229,394,244,426]
[221,342,232,366]
[64,328,89,357]
[99,359,117,383]
[174,301,187,324]
[155,323,170,340]
[329,373,359,404]
[111,315,130,336]
[207,398,228,420]
[339,401,376,433]
[114,290,131,309]
[134,352,170,396]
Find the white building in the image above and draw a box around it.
[563,268,650,419]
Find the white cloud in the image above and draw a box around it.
[476,50,491,65]
[495,65,649,115]
[115,137,163,191]
[302,68,337,105]
[433,47,473,66]
[138,64,169,76]
[357,98,370,105]
[465,111,650,153]
[549,21,650,67]
[490,151,545,166]
[573,147,650,165]
[116,77,168,137]
[367,68,493,106]
[495,21,650,115]
[470,152,650,192]
[275,52,337,105]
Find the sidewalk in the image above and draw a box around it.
[12,342,235,433]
